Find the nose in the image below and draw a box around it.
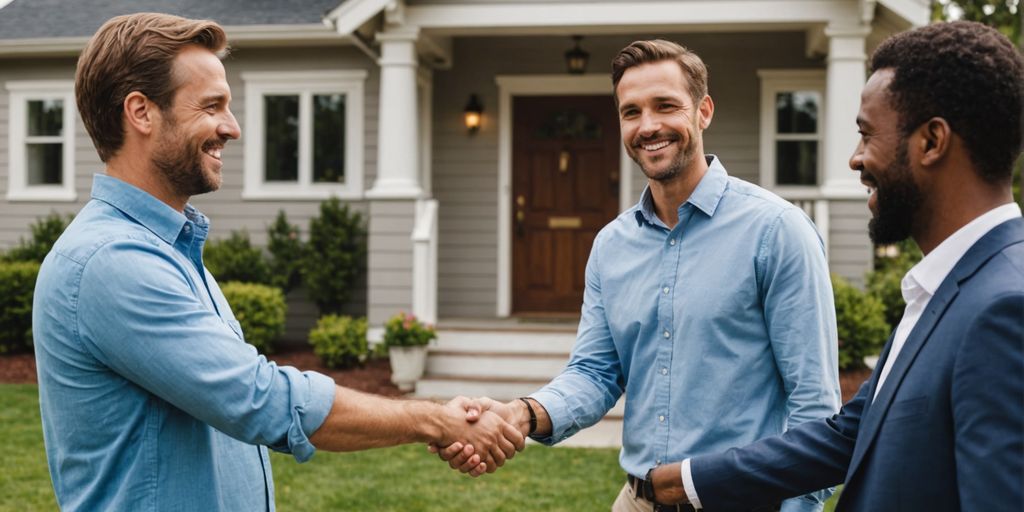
[849,140,864,171]
[219,109,241,140]
[638,110,660,137]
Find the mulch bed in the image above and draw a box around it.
[0,350,872,402]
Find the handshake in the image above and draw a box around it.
[428,396,544,477]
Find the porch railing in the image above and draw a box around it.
[411,198,439,325]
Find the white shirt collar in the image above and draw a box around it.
[905,202,1022,298]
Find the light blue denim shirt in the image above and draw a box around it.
[33,174,336,511]
[530,156,840,511]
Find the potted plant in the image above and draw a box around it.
[383,312,436,391]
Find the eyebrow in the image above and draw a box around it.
[199,93,229,105]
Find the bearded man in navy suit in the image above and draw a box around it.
[643,20,1024,512]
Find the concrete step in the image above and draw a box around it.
[433,329,577,355]
[425,351,569,379]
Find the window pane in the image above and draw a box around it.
[28,100,63,136]
[27,143,63,185]
[264,95,299,182]
[776,92,819,134]
[313,94,345,183]
[776,140,817,186]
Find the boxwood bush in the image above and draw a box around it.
[301,199,366,315]
[203,231,272,286]
[0,261,40,354]
[2,212,72,263]
[833,274,890,370]
[308,315,368,369]
[220,281,286,355]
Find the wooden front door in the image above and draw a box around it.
[512,95,621,314]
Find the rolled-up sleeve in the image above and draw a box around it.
[76,238,335,462]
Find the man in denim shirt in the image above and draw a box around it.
[441,40,840,511]
[33,13,522,511]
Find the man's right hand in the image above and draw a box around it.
[434,401,525,477]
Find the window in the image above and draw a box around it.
[6,81,76,201]
[758,70,825,191]
[242,70,366,199]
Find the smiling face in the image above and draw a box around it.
[151,45,239,198]
[851,69,924,245]
[616,60,711,182]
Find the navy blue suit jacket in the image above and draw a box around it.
[691,218,1024,511]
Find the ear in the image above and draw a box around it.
[916,117,951,167]
[122,91,157,137]
[697,94,714,130]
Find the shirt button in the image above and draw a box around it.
[656,459,662,465]
[669,239,676,246]
[659,415,665,422]
[661,368,668,375]
[662,286,670,294]
[663,330,670,339]
[183,225,191,233]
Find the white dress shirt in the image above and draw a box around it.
[681,201,1023,509]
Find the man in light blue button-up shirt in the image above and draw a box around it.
[442,40,840,511]
[34,13,522,511]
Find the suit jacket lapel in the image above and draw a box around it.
[844,218,1024,482]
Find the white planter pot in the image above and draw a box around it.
[389,345,428,392]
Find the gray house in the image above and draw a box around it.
[0,0,928,427]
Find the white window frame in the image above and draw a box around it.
[758,70,826,198]
[6,80,76,202]
[241,70,366,200]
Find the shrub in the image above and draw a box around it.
[833,274,890,370]
[867,238,923,330]
[204,231,272,286]
[0,261,40,354]
[220,282,286,355]
[308,315,368,369]
[383,312,436,348]
[267,211,304,293]
[3,212,73,263]
[301,198,366,315]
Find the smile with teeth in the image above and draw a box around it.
[642,140,671,151]
[203,146,223,160]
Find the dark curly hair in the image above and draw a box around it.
[870,20,1024,184]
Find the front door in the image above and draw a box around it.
[512,95,621,315]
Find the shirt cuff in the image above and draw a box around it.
[527,389,574,444]
[681,458,704,510]
[285,370,336,463]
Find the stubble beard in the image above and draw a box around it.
[867,142,923,245]
[152,114,221,199]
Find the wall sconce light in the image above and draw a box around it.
[464,94,483,134]
[565,35,589,75]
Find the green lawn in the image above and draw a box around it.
[0,384,841,511]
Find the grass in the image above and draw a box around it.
[1,384,842,511]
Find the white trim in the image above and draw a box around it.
[240,70,366,200]
[758,70,826,192]
[326,0,394,36]
[877,0,931,27]
[494,74,629,317]
[5,80,76,202]
[406,1,861,33]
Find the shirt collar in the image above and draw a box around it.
[634,155,729,227]
[90,174,196,245]
[905,202,1022,297]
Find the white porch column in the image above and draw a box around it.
[368,27,423,199]
[821,24,871,198]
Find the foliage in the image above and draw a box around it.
[266,211,304,293]
[308,315,368,369]
[833,274,890,370]
[932,0,1022,44]
[220,282,287,355]
[868,238,924,330]
[203,230,272,286]
[383,312,437,348]
[0,261,40,354]
[2,212,73,263]
[300,198,366,315]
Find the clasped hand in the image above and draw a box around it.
[432,396,524,477]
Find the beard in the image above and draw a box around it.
[868,142,923,245]
[630,121,701,183]
[152,114,221,198]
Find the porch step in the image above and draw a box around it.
[414,325,624,447]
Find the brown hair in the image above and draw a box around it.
[75,13,228,162]
[611,39,709,105]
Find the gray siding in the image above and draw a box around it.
[432,31,823,318]
[366,199,416,325]
[829,199,873,288]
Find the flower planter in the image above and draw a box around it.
[389,345,428,392]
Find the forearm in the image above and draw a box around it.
[309,386,450,451]
[508,397,553,438]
